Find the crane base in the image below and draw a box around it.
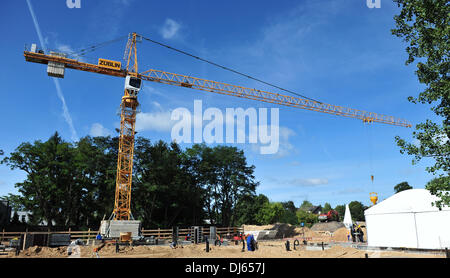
[100,220,141,240]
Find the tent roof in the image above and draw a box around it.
[365,189,450,215]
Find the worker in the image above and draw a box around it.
[350,224,356,242]
[170,241,177,249]
[246,234,256,251]
[356,225,364,243]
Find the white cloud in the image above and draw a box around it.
[277,127,296,157]
[135,111,174,132]
[250,126,297,158]
[90,123,111,137]
[288,178,329,187]
[335,188,364,195]
[57,44,86,62]
[263,176,329,188]
[160,18,181,39]
[114,0,132,5]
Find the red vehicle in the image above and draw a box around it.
[318,210,339,222]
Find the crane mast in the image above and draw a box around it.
[113,33,140,220]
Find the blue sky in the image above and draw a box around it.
[0,0,439,208]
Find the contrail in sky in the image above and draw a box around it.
[26,0,79,142]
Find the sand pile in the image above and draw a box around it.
[242,224,273,231]
[311,222,345,232]
[294,227,320,238]
[331,227,350,241]
[17,246,68,258]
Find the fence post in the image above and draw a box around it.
[87,228,91,245]
[22,228,28,251]
[1,228,4,242]
[158,228,160,239]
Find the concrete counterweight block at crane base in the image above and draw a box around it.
[100,220,141,240]
[47,52,66,78]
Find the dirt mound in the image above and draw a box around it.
[19,246,68,258]
[311,221,344,232]
[269,223,296,238]
[242,224,274,232]
[243,223,297,239]
[331,227,350,241]
[293,227,320,238]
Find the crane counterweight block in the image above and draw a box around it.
[47,52,66,78]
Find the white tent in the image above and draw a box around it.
[364,189,450,250]
[343,204,353,229]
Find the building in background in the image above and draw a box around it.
[10,211,55,226]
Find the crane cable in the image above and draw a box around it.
[364,122,376,203]
[57,35,128,58]
[140,35,323,104]
[48,33,323,104]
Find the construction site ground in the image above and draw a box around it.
[2,240,445,258]
[1,223,445,258]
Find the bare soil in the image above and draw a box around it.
[3,241,444,258]
[2,223,443,258]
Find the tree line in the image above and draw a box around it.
[0,132,259,229]
[0,133,369,230]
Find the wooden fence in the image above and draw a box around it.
[0,226,244,244]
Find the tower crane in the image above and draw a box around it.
[24,32,411,228]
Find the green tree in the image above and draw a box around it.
[1,133,120,229]
[392,0,450,208]
[10,211,20,225]
[0,194,24,212]
[279,201,298,225]
[186,144,258,226]
[426,176,450,208]
[394,181,413,193]
[72,136,118,227]
[1,132,77,228]
[233,194,269,226]
[89,135,120,222]
[296,210,318,228]
[298,200,313,211]
[349,201,365,221]
[256,202,285,225]
[132,139,205,228]
[334,205,345,222]
[323,202,332,213]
